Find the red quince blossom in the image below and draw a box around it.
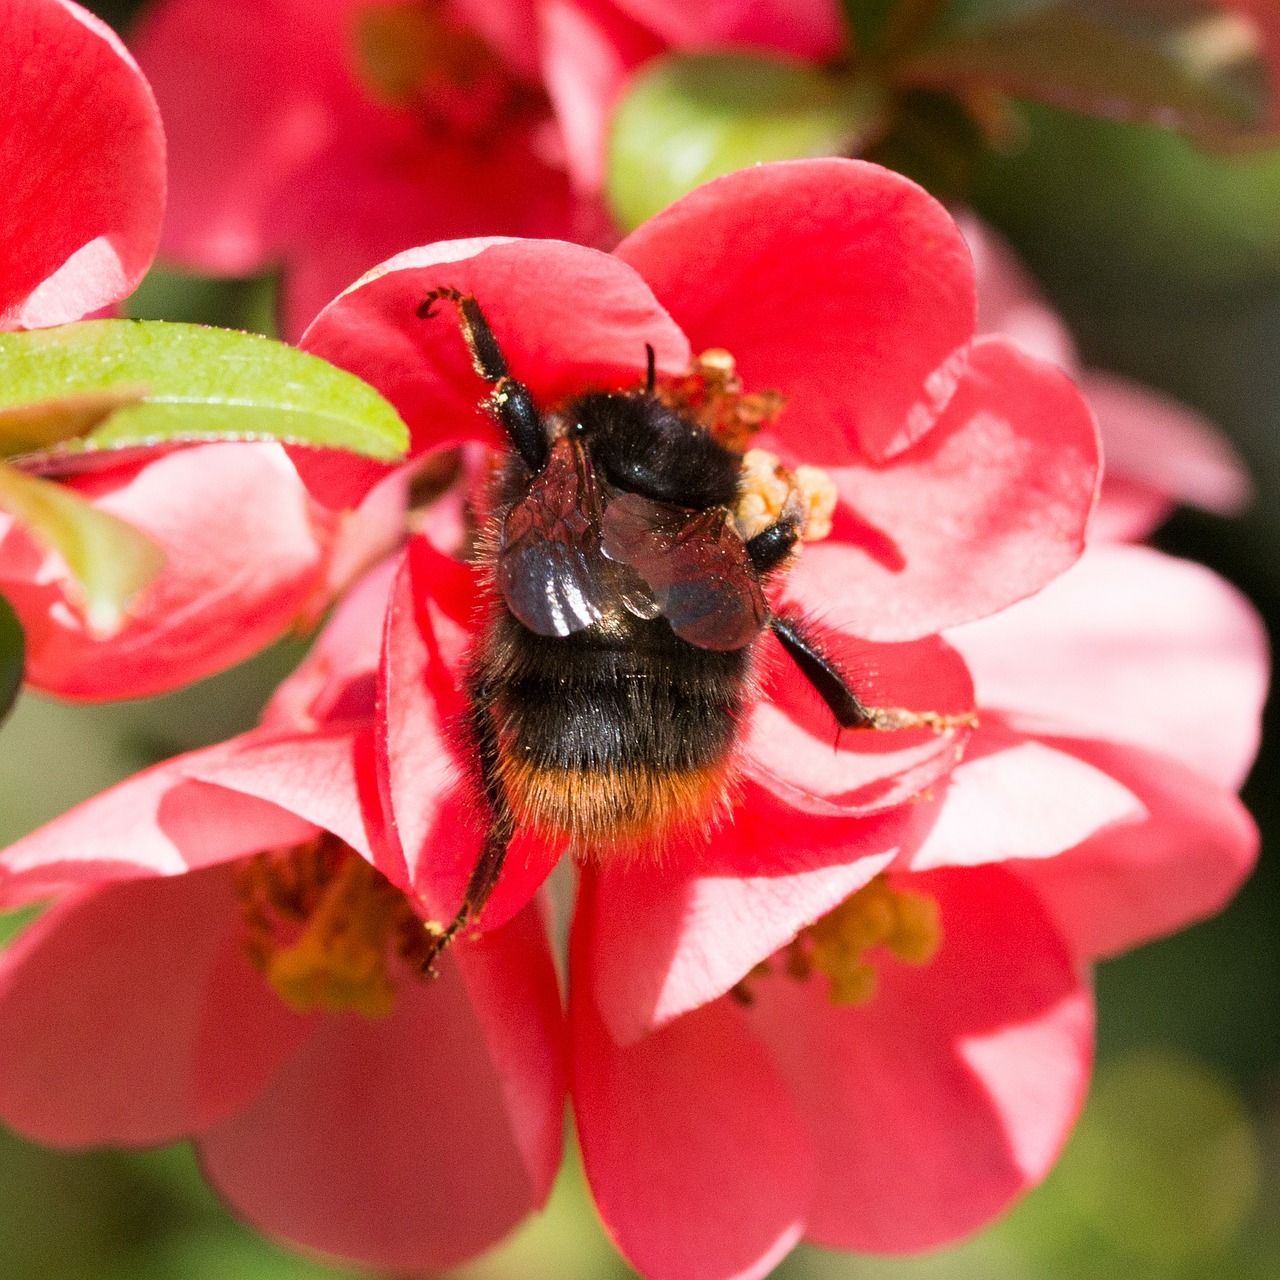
[287,158,1262,1277]
[133,0,586,337]
[1,0,376,697]
[0,560,565,1273]
[961,213,1252,543]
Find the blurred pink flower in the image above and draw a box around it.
[0,560,565,1272]
[133,0,587,337]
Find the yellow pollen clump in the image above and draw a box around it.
[659,349,786,452]
[237,836,430,1019]
[735,876,942,1008]
[734,449,837,545]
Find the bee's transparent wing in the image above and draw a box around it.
[601,492,766,651]
[498,437,655,636]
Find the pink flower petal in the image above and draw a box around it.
[748,866,1093,1252]
[1,0,164,327]
[375,549,559,929]
[615,159,976,464]
[744,627,974,814]
[6,445,328,700]
[1079,369,1251,516]
[540,0,662,192]
[1015,738,1259,960]
[610,0,846,59]
[200,915,562,1273]
[0,866,311,1145]
[573,885,815,1280]
[584,794,930,1045]
[1089,475,1174,544]
[906,722,1146,871]
[792,336,1099,641]
[946,543,1269,790]
[298,237,689,504]
[0,746,318,909]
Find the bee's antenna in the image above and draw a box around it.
[645,343,656,395]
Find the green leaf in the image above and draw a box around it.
[897,6,1269,145]
[607,52,887,231]
[0,462,165,636]
[0,387,147,456]
[0,320,409,466]
[0,594,23,727]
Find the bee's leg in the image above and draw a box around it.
[417,286,547,473]
[420,693,514,974]
[769,613,976,735]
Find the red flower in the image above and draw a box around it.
[0,561,565,1272]
[0,0,372,697]
[133,0,586,337]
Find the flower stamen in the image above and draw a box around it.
[237,835,430,1018]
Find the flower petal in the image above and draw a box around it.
[199,910,563,1273]
[615,159,976,464]
[572,882,814,1280]
[0,866,312,1145]
[1,0,165,327]
[1014,737,1259,960]
[0,743,318,909]
[946,543,1269,790]
[584,794,930,1045]
[748,865,1093,1252]
[612,0,845,58]
[906,722,1146,871]
[297,238,689,504]
[790,336,1099,641]
[744,627,974,814]
[5,445,328,700]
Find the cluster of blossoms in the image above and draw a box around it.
[0,1,1271,1279]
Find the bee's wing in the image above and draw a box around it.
[601,492,766,650]
[499,436,655,636]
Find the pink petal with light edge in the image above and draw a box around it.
[798,336,1098,642]
[615,159,975,464]
[132,0,350,275]
[946,543,1269,791]
[610,0,845,58]
[906,723,1145,871]
[452,904,568,1201]
[1089,475,1173,544]
[1014,738,1259,960]
[541,0,663,192]
[1079,369,1251,516]
[298,238,688,491]
[375,551,560,928]
[0,750,317,910]
[182,727,376,860]
[200,932,557,1273]
[7,445,328,701]
[745,627,974,815]
[573,886,815,1280]
[585,795,931,1045]
[0,866,313,1145]
[749,866,1093,1253]
[0,0,164,327]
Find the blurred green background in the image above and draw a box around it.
[3,1,1280,1276]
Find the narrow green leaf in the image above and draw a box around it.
[0,386,146,457]
[897,6,1269,145]
[0,462,165,637]
[0,320,409,466]
[0,594,23,727]
[608,53,887,231]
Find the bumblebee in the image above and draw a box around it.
[419,288,906,962]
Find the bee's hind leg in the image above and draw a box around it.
[420,694,514,975]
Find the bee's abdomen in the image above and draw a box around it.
[474,616,752,853]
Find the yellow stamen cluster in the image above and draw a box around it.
[736,876,942,1008]
[734,448,837,545]
[237,835,430,1019]
[659,349,786,453]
